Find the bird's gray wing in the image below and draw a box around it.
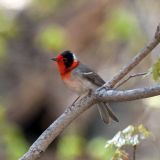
[77,63,105,86]
[75,64,119,124]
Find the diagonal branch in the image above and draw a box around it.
[20,96,96,160]
[19,24,160,160]
[20,85,160,160]
[105,24,160,88]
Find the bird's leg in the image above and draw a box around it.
[87,89,93,97]
[71,89,92,106]
[71,96,81,106]
[95,85,110,94]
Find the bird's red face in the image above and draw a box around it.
[51,51,79,75]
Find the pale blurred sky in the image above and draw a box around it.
[0,0,32,10]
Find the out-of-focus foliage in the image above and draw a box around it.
[0,38,6,60]
[104,9,138,41]
[103,8,146,53]
[87,137,115,160]
[57,134,116,160]
[0,13,17,38]
[30,0,74,19]
[152,58,160,81]
[0,105,28,160]
[37,25,66,51]
[0,12,17,60]
[57,134,85,160]
[30,0,63,17]
[105,124,151,159]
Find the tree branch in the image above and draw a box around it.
[115,72,148,88]
[105,24,160,88]
[19,24,160,160]
[20,96,96,160]
[95,85,160,102]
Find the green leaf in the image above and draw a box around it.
[152,59,160,81]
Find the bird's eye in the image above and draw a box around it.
[63,58,67,62]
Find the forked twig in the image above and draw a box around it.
[105,24,160,89]
[115,72,148,88]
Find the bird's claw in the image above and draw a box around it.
[96,85,110,92]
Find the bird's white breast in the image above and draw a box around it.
[63,72,97,95]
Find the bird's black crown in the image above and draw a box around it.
[61,50,75,68]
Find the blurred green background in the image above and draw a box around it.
[0,0,160,159]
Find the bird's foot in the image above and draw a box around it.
[96,85,110,92]
[87,89,93,97]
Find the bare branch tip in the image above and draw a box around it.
[155,23,160,40]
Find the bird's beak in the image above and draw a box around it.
[50,57,57,61]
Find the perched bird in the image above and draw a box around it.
[51,50,119,124]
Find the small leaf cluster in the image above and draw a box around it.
[105,124,151,160]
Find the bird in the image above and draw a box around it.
[51,50,119,124]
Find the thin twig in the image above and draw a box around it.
[133,145,137,160]
[115,72,148,88]
[105,24,160,89]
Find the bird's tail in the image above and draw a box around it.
[97,103,119,124]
